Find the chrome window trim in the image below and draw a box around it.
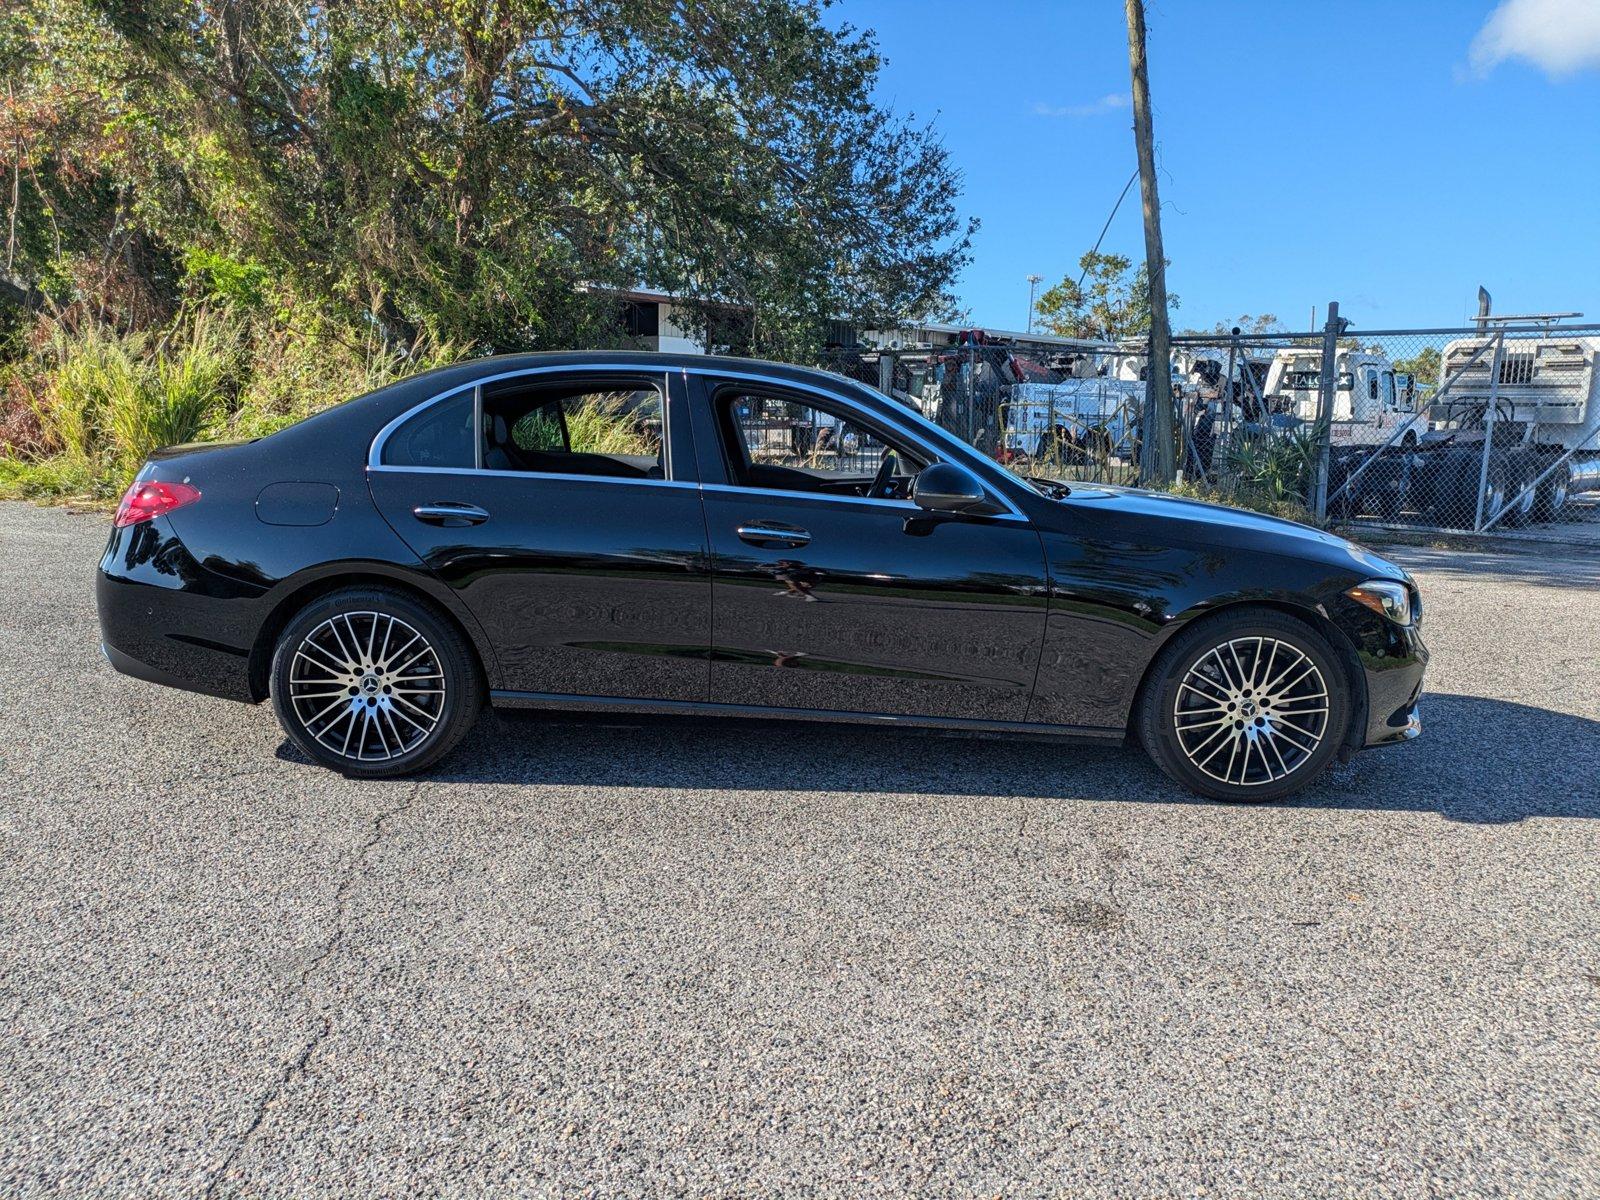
[697,482,1030,522]
[700,482,917,511]
[367,464,701,490]
[366,359,1028,521]
[369,364,672,476]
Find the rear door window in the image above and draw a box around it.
[479,381,665,479]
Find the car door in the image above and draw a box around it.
[367,366,711,701]
[687,372,1050,723]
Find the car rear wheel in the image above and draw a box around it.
[270,587,482,777]
[1139,610,1351,802]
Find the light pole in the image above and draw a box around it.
[1026,274,1043,334]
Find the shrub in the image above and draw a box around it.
[0,309,452,504]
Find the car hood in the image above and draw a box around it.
[1058,483,1408,581]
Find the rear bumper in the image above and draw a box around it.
[96,520,258,703]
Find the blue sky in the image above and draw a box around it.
[835,0,1600,333]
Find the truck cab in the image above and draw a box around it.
[1264,349,1427,447]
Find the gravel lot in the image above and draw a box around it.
[1,499,1597,1198]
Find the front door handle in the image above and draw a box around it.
[736,523,811,548]
[413,502,490,527]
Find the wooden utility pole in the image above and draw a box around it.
[1125,0,1174,483]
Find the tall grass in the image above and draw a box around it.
[1162,426,1324,525]
[564,394,658,457]
[0,310,454,503]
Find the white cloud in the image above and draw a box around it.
[1034,94,1130,119]
[1468,0,1600,78]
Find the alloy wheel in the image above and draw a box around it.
[1172,636,1330,788]
[287,611,445,762]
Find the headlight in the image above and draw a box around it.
[1346,579,1414,626]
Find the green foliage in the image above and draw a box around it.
[1392,345,1442,389]
[2,0,973,358]
[1034,251,1179,341]
[19,312,241,493]
[564,397,658,458]
[1216,428,1318,508]
[1162,476,1318,526]
[0,308,454,502]
[182,250,271,310]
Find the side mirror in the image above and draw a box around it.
[911,462,1001,515]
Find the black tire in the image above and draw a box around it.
[1500,451,1537,528]
[1138,609,1352,803]
[270,586,483,777]
[1361,457,1406,522]
[1535,462,1571,522]
[1480,461,1510,529]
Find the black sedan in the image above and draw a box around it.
[96,352,1426,801]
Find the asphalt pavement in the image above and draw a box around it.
[1,500,1596,1198]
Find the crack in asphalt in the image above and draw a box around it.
[201,782,422,1198]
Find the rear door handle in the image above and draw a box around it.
[737,523,811,548]
[413,502,490,527]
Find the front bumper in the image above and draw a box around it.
[1353,619,1428,750]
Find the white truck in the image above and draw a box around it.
[1262,348,1429,448]
[1409,333,1600,524]
[1325,334,1600,526]
[998,376,1144,464]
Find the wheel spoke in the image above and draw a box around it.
[386,703,431,736]
[1186,719,1238,763]
[379,704,407,755]
[1264,659,1317,700]
[1173,635,1328,788]
[325,619,358,668]
[1254,638,1279,694]
[289,612,445,763]
[303,694,353,728]
[1273,724,1319,757]
[1179,679,1229,707]
[1223,731,1243,784]
[390,692,437,721]
[1263,732,1292,779]
[390,644,435,677]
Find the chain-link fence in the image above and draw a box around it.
[1318,324,1600,535]
[811,314,1600,540]
[819,333,1327,496]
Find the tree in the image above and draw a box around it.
[1209,314,1283,336]
[1392,345,1441,387]
[3,0,974,357]
[1032,250,1178,342]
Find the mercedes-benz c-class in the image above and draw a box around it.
[96,352,1426,801]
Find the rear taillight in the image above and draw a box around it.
[114,480,202,528]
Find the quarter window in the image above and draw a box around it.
[382,391,476,468]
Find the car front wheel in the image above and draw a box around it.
[269,587,482,777]
[1139,610,1351,802]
